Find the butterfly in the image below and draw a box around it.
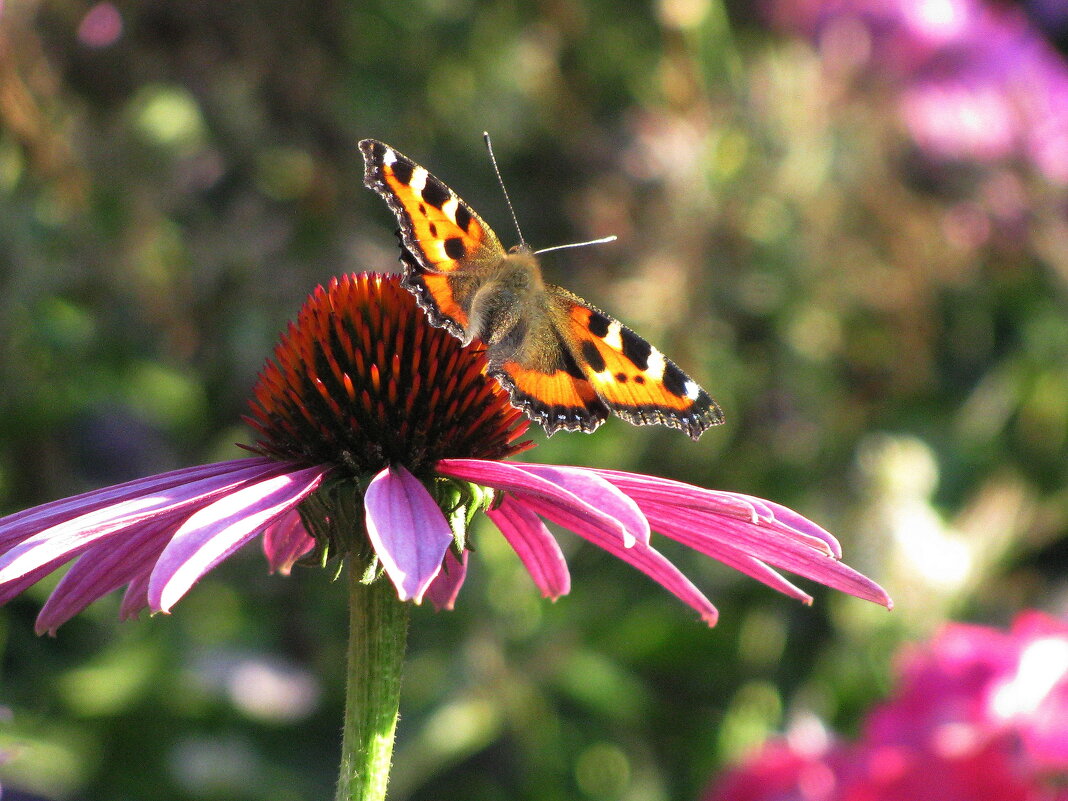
[359,138,724,440]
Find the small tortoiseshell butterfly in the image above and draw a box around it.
[359,138,724,440]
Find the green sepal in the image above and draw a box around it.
[291,470,498,584]
[296,472,371,567]
[429,476,496,557]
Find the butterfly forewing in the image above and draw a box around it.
[360,139,505,274]
[361,139,509,339]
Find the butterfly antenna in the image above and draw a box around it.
[483,131,528,248]
[534,235,618,256]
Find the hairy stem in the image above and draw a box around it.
[336,563,410,801]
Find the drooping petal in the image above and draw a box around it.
[596,468,836,557]
[148,465,328,613]
[35,510,183,634]
[592,467,891,608]
[735,493,842,558]
[0,558,79,607]
[487,495,571,599]
[0,460,295,587]
[684,540,814,604]
[437,458,640,547]
[649,506,834,571]
[425,549,467,611]
[652,509,892,608]
[508,463,649,546]
[514,495,719,626]
[262,509,316,575]
[364,465,453,604]
[120,572,151,621]
[576,466,769,524]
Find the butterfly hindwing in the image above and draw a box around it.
[488,357,610,436]
[396,239,473,340]
[552,288,724,441]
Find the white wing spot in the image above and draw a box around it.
[646,348,667,381]
[684,380,701,400]
[409,167,428,192]
[382,148,397,166]
[442,196,460,224]
[604,321,624,351]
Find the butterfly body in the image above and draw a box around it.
[360,138,724,439]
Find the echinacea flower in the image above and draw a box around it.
[0,272,890,636]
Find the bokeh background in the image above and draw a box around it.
[1,0,1067,798]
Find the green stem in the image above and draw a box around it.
[336,561,410,801]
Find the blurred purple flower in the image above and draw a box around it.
[703,612,1068,801]
[0,273,891,633]
[769,0,1068,182]
[866,611,1068,772]
[77,2,123,48]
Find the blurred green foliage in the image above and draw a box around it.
[0,0,1066,799]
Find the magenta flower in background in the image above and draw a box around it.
[703,611,1068,801]
[768,0,1068,182]
[866,611,1068,772]
[0,273,890,634]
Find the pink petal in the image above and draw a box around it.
[590,467,769,522]
[514,496,719,626]
[262,509,316,575]
[669,508,834,568]
[437,458,638,547]
[486,495,571,599]
[0,458,279,553]
[596,468,836,556]
[736,493,842,558]
[653,509,891,608]
[364,465,453,604]
[508,463,649,546]
[0,557,77,607]
[0,460,295,587]
[687,541,814,604]
[425,548,467,611]
[120,572,151,621]
[35,510,183,634]
[148,465,328,613]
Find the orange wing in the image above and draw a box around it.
[360,139,506,337]
[554,289,724,441]
[489,356,610,436]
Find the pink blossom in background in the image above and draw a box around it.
[900,79,1016,162]
[704,612,1068,801]
[77,2,123,48]
[871,612,1068,773]
[705,736,848,801]
[768,0,1068,182]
